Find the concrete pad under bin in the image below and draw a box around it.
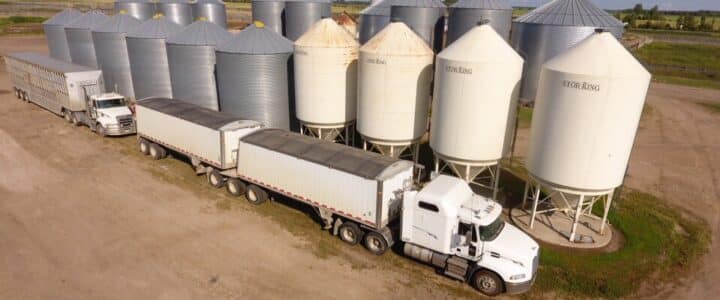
[510,208,613,249]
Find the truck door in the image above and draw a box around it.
[81,85,98,119]
[455,222,478,259]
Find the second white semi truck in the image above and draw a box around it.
[134,98,539,296]
[4,52,135,136]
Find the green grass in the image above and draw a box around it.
[0,15,46,26]
[633,42,720,89]
[529,189,710,297]
[517,106,533,129]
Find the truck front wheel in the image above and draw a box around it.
[96,124,106,137]
[363,231,388,255]
[245,185,268,205]
[226,178,246,196]
[338,222,363,245]
[208,169,225,188]
[471,270,503,297]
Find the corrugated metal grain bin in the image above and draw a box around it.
[192,0,227,28]
[43,8,83,61]
[166,20,231,110]
[65,10,109,68]
[114,0,155,21]
[511,0,624,103]
[157,0,194,26]
[358,0,390,44]
[127,15,183,100]
[390,0,446,52]
[92,13,141,100]
[294,18,359,140]
[284,0,332,41]
[251,0,285,35]
[447,0,512,44]
[216,22,294,129]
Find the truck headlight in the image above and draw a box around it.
[509,274,526,281]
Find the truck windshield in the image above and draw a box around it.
[478,217,505,241]
[96,98,125,109]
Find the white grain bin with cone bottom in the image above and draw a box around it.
[357,22,434,160]
[65,10,109,68]
[166,20,231,111]
[92,12,141,101]
[522,31,651,243]
[430,24,523,199]
[294,18,359,143]
[43,8,83,61]
[126,15,183,100]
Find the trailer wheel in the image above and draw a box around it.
[338,222,363,245]
[363,231,389,255]
[471,270,503,297]
[71,113,81,126]
[139,139,150,155]
[15,89,21,99]
[63,110,72,123]
[245,185,268,205]
[22,92,28,102]
[149,143,165,160]
[208,169,225,188]
[226,178,246,196]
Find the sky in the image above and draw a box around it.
[508,0,720,11]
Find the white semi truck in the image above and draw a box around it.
[135,98,539,296]
[4,52,135,136]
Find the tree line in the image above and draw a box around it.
[616,4,719,32]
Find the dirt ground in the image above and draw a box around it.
[1,34,720,299]
[0,36,456,300]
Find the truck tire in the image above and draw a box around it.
[71,113,81,126]
[139,139,150,155]
[149,143,165,160]
[226,178,246,196]
[63,110,72,123]
[245,185,268,205]
[471,270,503,297]
[338,222,363,245]
[15,89,21,99]
[363,231,389,255]
[96,124,106,137]
[207,169,225,188]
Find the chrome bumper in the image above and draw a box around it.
[105,125,136,136]
[505,274,536,295]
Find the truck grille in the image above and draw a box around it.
[117,115,134,129]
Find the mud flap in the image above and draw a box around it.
[315,207,333,230]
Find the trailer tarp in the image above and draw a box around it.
[136,97,243,130]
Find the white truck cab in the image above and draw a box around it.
[401,175,539,296]
[73,92,136,136]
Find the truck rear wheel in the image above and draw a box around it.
[339,222,363,245]
[208,169,225,188]
[63,110,72,123]
[139,139,150,155]
[149,143,166,160]
[363,231,388,255]
[226,178,246,196]
[245,185,268,205]
[471,270,503,297]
